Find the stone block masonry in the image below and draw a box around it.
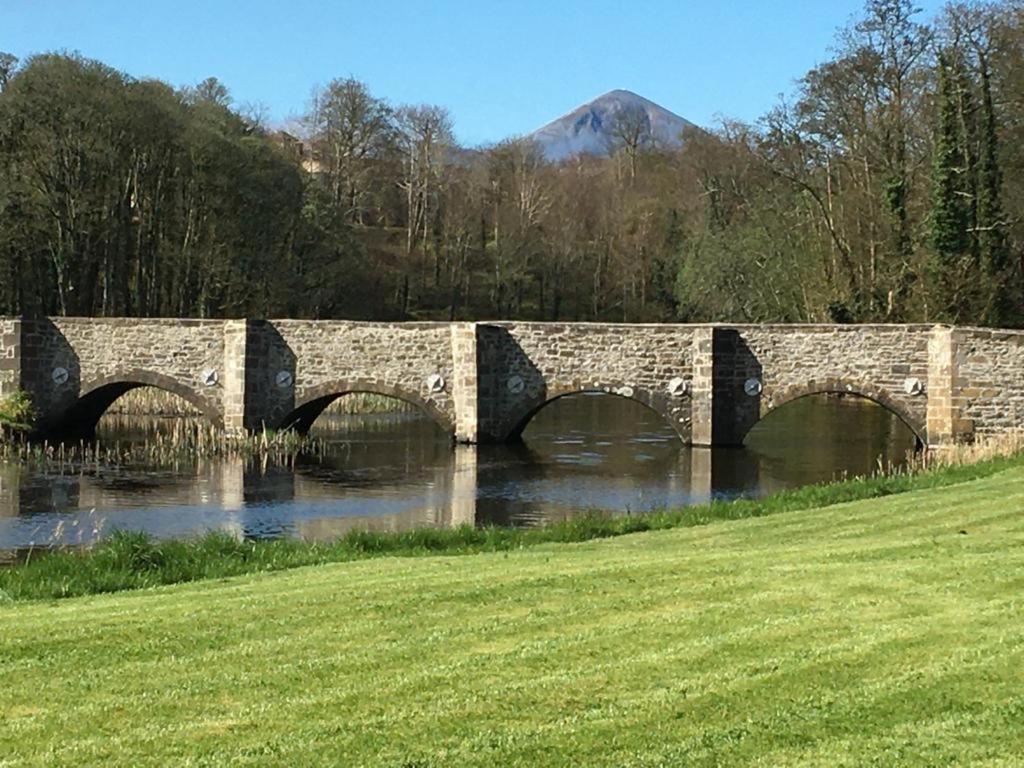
[0,319,20,398]
[18,317,226,434]
[4,317,1022,447]
[952,328,1024,440]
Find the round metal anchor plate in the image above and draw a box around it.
[275,370,294,389]
[903,377,924,396]
[744,378,763,397]
[667,376,688,397]
[51,367,69,386]
[426,373,445,393]
[201,369,219,387]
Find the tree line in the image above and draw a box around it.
[0,0,1022,325]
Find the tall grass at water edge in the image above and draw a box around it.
[105,388,412,417]
[0,421,333,465]
[0,389,412,463]
[1,433,1022,602]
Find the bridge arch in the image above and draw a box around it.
[44,370,222,438]
[278,378,455,436]
[504,384,685,443]
[744,379,927,446]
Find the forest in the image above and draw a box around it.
[0,0,1021,326]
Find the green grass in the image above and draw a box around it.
[1,453,1021,602]
[2,460,1024,765]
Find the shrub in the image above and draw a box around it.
[0,390,34,434]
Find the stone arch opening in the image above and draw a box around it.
[742,381,926,449]
[507,387,685,444]
[42,371,221,439]
[278,380,454,437]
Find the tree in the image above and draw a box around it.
[928,52,973,320]
[305,78,395,223]
[0,52,16,93]
[2,5,1022,331]
[191,76,231,107]
[607,102,651,182]
[396,104,453,308]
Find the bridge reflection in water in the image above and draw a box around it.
[0,393,917,551]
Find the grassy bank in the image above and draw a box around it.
[2,459,1024,765]
[2,449,1022,602]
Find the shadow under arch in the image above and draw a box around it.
[278,379,455,436]
[42,370,223,439]
[743,380,927,448]
[506,386,684,443]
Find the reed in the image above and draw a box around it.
[103,388,202,417]
[104,388,413,418]
[921,430,1024,466]
[323,392,415,415]
[0,423,331,466]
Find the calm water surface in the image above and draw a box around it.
[0,394,917,550]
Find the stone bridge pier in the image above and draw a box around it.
[2,318,1023,448]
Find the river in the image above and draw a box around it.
[0,392,917,551]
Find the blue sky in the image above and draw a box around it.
[5,0,946,146]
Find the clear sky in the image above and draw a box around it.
[5,0,946,146]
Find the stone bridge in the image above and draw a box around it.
[2,318,1023,447]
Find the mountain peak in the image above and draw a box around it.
[529,90,695,162]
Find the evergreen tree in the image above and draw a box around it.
[929,52,972,320]
[976,57,1012,323]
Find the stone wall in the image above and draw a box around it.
[0,319,19,397]
[20,318,226,428]
[926,327,957,446]
[222,321,249,434]
[450,324,479,442]
[3,316,1023,446]
[473,323,937,443]
[478,323,697,441]
[252,320,459,431]
[954,327,1024,439]
[721,325,934,442]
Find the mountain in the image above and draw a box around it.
[528,89,697,162]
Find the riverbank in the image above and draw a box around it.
[2,443,1021,601]
[2,455,1023,765]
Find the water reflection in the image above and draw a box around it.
[0,393,917,550]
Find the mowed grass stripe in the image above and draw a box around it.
[2,467,1024,766]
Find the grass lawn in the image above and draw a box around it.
[1,465,1023,766]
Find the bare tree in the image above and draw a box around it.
[608,103,652,182]
[306,78,395,223]
[395,104,454,306]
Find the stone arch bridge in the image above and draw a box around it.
[2,318,1022,447]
